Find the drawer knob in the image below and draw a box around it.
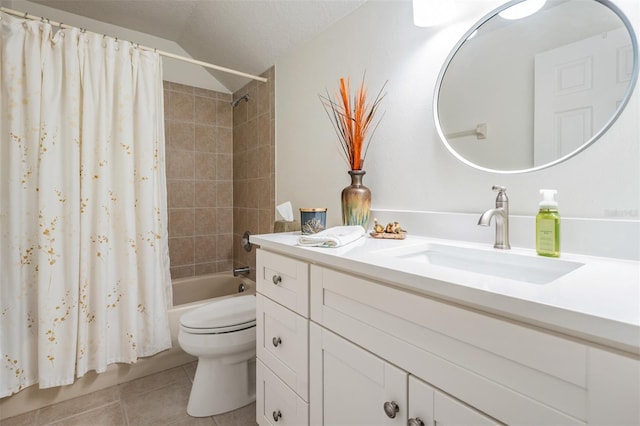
[383,401,399,419]
[272,410,282,422]
[272,275,282,285]
[408,417,425,426]
[272,336,282,347]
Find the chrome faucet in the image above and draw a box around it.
[233,266,250,277]
[478,186,511,250]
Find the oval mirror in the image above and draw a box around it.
[434,0,638,174]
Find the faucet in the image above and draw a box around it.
[478,186,511,250]
[233,266,250,277]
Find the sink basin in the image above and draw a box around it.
[377,242,583,284]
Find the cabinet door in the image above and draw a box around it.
[310,323,407,426]
[409,376,501,426]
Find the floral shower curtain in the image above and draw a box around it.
[0,11,172,397]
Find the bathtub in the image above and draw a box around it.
[0,272,256,420]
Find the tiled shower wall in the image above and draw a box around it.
[233,67,276,278]
[164,82,235,279]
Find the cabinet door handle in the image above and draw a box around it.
[383,401,399,419]
[272,336,282,347]
[408,417,425,426]
[272,275,282,285]
[272,410,282,422]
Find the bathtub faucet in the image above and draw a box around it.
[233,266,250,277]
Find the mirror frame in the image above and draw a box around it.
[433,0,639,174]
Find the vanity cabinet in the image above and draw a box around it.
[256,249,310,425]
[310,323,500,426]
[256,247,640,426]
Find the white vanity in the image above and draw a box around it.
[252,232,639,426]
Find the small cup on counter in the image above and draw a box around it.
[300,208,327,234]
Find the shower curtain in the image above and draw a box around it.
[0,12,172,397]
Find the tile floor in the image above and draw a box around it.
[0,362,257,426]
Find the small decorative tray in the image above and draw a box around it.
[369,231,407,240]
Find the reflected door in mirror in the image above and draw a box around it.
[534,27,633,166]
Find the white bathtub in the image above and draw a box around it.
[0,272,256,420]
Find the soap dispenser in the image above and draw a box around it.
[536,189,560,257]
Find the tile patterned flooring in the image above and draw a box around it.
[0,362,257,426]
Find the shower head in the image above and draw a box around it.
[231,94,250,108]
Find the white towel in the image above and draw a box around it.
[297,225,365,248]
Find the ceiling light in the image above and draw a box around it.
[499,0,546,20]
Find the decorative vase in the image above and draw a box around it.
[341,170,371,228]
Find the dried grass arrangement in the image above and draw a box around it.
[320,76,387,171]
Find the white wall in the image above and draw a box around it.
[275,0,639,228]
[2,0,229,92]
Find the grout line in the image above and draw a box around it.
[40,401,121,426]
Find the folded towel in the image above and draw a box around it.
[297,225,365,248]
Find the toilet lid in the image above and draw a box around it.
[180,295,256,333]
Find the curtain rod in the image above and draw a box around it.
[0,6,268,83]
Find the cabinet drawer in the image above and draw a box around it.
[257,294,309,401]
[257,249,309,317]
[257,359,309,426]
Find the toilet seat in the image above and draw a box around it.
[180,295,256,334]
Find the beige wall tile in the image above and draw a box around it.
[163,67,273,280]
[193,87,218,99]
[256,177,270,210]
[168,82,195,94]
[194,208,216,235]
[216,181,233,207]
[169,265,194,279]
[194,263,218,276]
[216,100,232,128]
[259,209,273,234]
[195,96,217,125]
[168,237,194,267]
[168,209,195,237]
[215,260,234,273]
[231,67,275,277]
[195,152,216,181]
[194,236,216,263]
[166,150,195,180]
[216,154,233,180]
[216,208,233,234]
[194,181,217,207]
[195,125,216,153]
[167,181,194,208]
[217,127,233,154]
[170,92,194,122]
[215,234,233,261]
[168,121,195,151]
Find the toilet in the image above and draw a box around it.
[178,294,256,417]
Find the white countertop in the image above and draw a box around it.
[251,232,640,354]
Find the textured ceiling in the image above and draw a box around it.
[31,0,366,92]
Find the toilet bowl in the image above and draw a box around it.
[178,294,256,417]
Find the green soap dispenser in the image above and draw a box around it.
[536,189,560,257]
